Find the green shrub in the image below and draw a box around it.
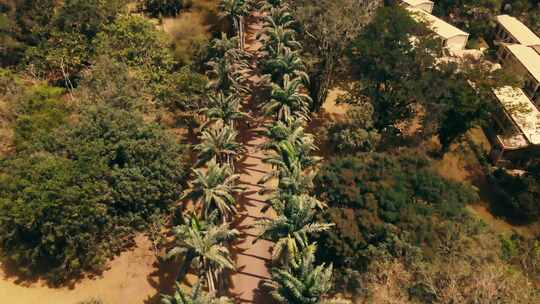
[491,168,540,222]
[0,103,188,283]
[94,15,175,87]
[326,105,381,154]
[22,0,124,81]
[313,153,477,269]
[0,153,111,282]
[64,104,188,219]
[11,84,69,152]
[142,0,190,18]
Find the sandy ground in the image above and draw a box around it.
[0,235,178,304]
[433,128,540,237]
[322,88,349,116]
[227,13,277,304]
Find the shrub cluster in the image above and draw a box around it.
[0,83,188,283]
[313,153,477,269]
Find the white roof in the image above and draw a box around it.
[496,15,540,46]
[402,0,434,7]
[407,8,469,40]
[505,44,540,83]
[494,86,540,145]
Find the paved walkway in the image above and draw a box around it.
[228,14,276,304]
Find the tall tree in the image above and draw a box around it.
[255,194,333,264]
[167,217,238,293]
[264,243,348,304]
[199,92,249,129]
[162,282,234,304]
[347,5,443,134]
[181,160,243,221]
[219,0,249,50]
[262,75,312,122]
[291,0,382,109]
[261,45,309,85]
[206,56,250,95]
[195,125,243,167]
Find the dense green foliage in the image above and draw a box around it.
[491,168,540,221]
[348,6,513,150]
[325,105,380,154]
[10,84,69,151]
[348,6,438,131]
[142,0,188,17]
[313,153,477,268]
[19,0,124,81]
[94,15,175,87]
[435,0,540,39]
[312,154,540,302]
[0,98,187,282]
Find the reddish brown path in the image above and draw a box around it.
[228,14,276,304]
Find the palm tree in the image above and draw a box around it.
[208,32,244,60]
[262,75,312,122]
[263,5,295,28]
[260,117,312,149]
[219,0,250,50]
[254,194,333,264]
[264,243,349,304]
[259,140,321,196]
[262,0,287,10]
[258,25,302,55]
[200,92,250,129]
[167,217,239,294]
[162,281,234,304]
[206,57,250,94]
[181,160,243,221]
[262,45,309,85]
[195,125,242,167]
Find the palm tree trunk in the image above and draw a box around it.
[233,17,240,43]
[239,16,245,51]
[206,267,216,294]
[311,54,336,111]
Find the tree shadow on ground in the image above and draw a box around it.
[0,238,138,289]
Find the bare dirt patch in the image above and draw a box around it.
[433,128,540,237]
[0,235,176,304]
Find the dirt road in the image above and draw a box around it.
[228,14,276,304]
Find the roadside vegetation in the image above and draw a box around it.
[0,0,539,303]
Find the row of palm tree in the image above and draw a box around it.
[253,1,350,303]
[161,1,254,302]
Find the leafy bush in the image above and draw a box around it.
[155,66,208,112]
[94,15,175,87]
[0,154,111,282]
[11,84,69,152]
[77,56,148,110]
[22,0,125,81]
[326,105,380,154]
[63,104,188,219]
[0,102,188,282]
[142,0,191,18]
[491,168,540,221]
[313,153,477,269]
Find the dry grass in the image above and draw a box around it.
[163,11,211,65]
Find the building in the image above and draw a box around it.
[488,86,540,165]
[407,7,470,51]
[497,43,540,105]
[494,15,540,47]
[400,0,434,13]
